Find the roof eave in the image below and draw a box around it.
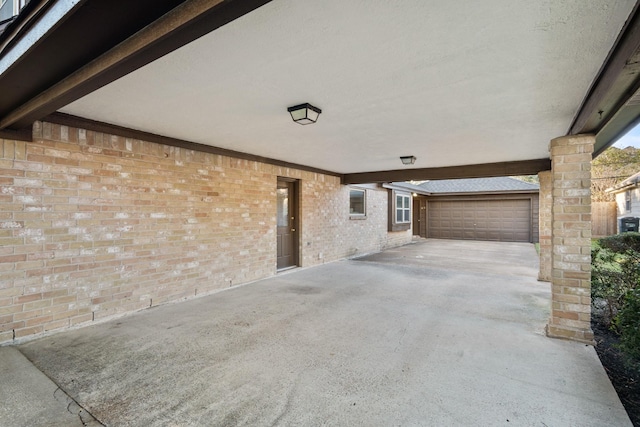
[0,0,273,132]
[423,189,539,197]
[0,0,51,51]
[568,1,640,156]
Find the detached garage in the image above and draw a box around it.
[394,177,539,243]
[428,197,535,242]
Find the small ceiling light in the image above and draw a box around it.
[288,103,322,125]
[400,155,416,165]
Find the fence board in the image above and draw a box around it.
[592,202,617,237]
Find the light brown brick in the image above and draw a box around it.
[548,134,593,342]
[0,330,13,343]
[14,293,41,304]
[14,325,44,338]
[0,120,412,341]
[25,314,53,327]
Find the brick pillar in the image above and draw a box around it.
[538,171,552,282]
[546,135,594,344]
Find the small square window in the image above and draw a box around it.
[349,189,366,216]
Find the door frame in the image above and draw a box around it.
[276,177,299,271]
[412,196,428,237]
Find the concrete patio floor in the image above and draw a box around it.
[3,239,632,426]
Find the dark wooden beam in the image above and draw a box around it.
[569,2,640,136]
[1,0,272,130]
[0,126,32,142]
[0,0,185,125]
[44,113,341,178]
[342,159,552,185]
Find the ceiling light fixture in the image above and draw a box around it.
[287,103,322,125]
[400,155,416,165]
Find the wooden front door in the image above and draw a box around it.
[412,198,421,236]
[277,179,298,270]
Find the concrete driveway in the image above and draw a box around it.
[7,239,632,426]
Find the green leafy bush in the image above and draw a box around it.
[598,232,640,255]
[614,290,640,373]
[592,233,640,371]
[591,234,640,326]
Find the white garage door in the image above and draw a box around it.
[428,199,531,242]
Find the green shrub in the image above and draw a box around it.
[614,290,640,373]
[598,232,640,255]
[592,233,640,370]
[591,243,631,325]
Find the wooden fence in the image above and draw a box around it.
[592,202,617,238]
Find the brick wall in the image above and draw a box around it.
[301,183,409,264]
[0,121,411,343]
[546,134,594,343]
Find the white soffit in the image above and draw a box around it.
[59,0,636,174]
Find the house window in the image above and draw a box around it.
[349,189,366,216]
[0,0,26,19]
[396,194,411,223]
[14,0,27,12]
[0,0,11,20]
[626,190,632,212]
[388,190,411,231]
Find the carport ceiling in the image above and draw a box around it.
[7,1,640,175]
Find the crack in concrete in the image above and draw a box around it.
[270,373,301,426]
[53,386,103,426]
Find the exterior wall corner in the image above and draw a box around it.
[538,170,552,282]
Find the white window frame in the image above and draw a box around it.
[14,0,27,13]
[1,0,29,21]
[395,193,411,224]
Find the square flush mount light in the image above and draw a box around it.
[400,155,416,165]
[288,103,322,125]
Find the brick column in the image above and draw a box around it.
[546,135,594,344]
[538,171,552,282]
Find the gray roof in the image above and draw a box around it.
[416,177,539,194]
[386,181,427,193]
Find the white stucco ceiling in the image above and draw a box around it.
[59,0,636,174]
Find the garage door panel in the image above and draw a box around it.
[428,199,531,242]
[475,231,488,240]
